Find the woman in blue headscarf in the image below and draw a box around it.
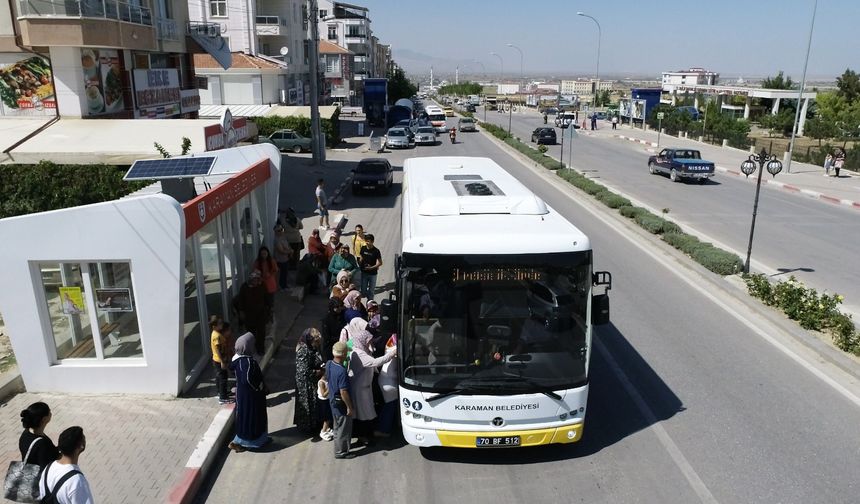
[228,332,270,452]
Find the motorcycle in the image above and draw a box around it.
[449,129,457,144]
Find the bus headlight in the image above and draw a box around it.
[567,430,576,440]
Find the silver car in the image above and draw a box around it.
[385,127,411,149]
[458,117,477,132]
[414,126,437,145]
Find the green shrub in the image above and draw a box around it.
[596,191,632,209]
[635,213,668,234]
[538,145,548,154]
[744,274,859,355]
[662,231,700,251]
[252,112,341,147]
[620,206,647,219]
[0,161,147,219]
[689,246,743,275]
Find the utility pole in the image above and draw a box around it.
[307,0,323,165]
[455,66,459,85]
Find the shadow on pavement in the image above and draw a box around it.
[419,321,683,465]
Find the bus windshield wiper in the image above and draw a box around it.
[492,375,563,400]
[426,388,466,403]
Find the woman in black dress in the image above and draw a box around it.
[293,328,324,436]
[18,402,59,470]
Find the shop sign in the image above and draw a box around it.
[0,55,57,116]
[81,49,124,116]
[204,108,249,151]
[133,68,180,109]
[181,89,200,113]
[182,159,271,237]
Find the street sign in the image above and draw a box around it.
[657,112,665,120]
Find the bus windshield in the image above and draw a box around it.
[427,113,446,123]
[399,252,591,394]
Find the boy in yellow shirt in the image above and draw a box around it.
[210,316,234,404]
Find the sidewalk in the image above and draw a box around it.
[0,148,365,503]
[601,124,860,210]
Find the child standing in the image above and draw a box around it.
[823,153,833,177]
[210,316,234,404]
[317,373,333,440]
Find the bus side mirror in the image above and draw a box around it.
[380,297,397,334]
[591,294,610,325]
[593,270,612,290]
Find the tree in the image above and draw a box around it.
[762,71,795,90]
[386,66,418,103]
[836,68,860,103]
[759,109,796,137]
[594,89,611,107]
[438,82,483,96]
[804,117,839,146]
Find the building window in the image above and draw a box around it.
[209,0,226,17]
[327,24,337,40]
[303,40,309,65]
[319,9,327,19]
[89,262,143,359]
[326,55,338,73]
[347,25,363,37]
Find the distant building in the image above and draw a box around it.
[661,67,719,87]
[497,84,520,95]
[319,41,354,105]
[560,79,611,96]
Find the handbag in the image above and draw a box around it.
[4,437,42,503]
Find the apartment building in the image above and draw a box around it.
[662,67,719,87]
[187,0,309,104]
[373,39,390,78]
[560,79,612,97]
[0,0,228,119]
[318,39,352,105]
[317,0,373,104]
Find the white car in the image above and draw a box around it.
[414,126,437,145]
[385,127,412,149]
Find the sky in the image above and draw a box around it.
[357,0,858,81]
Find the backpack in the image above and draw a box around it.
[40,464,82,504]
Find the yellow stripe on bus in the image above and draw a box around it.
[436,422,583,448]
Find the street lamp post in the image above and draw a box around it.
[786,0,818,174]
[740,148,784,274]
[577,12,601,107]
[489,52,504,86]
[506,43,524,90]
[558,115,573,169]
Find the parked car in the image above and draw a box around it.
[352,158,393,195]
[458,117,477,132]
[257,129,312,153]
[647,148,715,183]
[385,127,412,149]
[415,126,438,145]
[531,127,557,145]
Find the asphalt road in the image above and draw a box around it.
[480,107,860,315]
[195,119,860,504]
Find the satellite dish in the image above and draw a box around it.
[280,47,289,56]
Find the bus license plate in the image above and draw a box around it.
[476,436,521,447]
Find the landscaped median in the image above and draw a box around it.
[478,119,860,357]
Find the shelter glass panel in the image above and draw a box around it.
[199,220,225,324]
[40,263,95,360]
[238,195,255,273]
[89,262,143,359]
[183,238,204,378]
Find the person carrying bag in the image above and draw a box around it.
[38,463,81,504]
[4,438,42,503]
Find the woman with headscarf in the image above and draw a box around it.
[342,290,366,323]
[294,328,327,438]
[330,270,352,301]
[321,297,344,361]
[228,332,270,452]
[347,326,396,445]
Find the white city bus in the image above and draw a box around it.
[381,156,612,449]
[424,105,448,133]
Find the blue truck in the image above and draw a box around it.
[647,148,715,184]
[363,78,388,127]
[387,98,414,128]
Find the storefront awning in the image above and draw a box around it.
[7,118,218,165]
[199,105,341,121]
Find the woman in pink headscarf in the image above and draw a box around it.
[347,325,395,446]
[342,290,366,323]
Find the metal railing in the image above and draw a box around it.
[17,0,153,26]
[187,20,220,37]
[156,16,178,41]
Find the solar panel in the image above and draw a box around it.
[124,156,216,181]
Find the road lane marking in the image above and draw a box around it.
[595,339,719,504]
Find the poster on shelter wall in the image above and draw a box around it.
[0,55,56,116]
[95,288,134,312]
[59,287,85,315]
[81,49,125,116]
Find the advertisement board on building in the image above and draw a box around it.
[0,55,56,116]
[133,68,180,118]
[618,98,648,119]
[296,80,305,106]
[180,89,201,114]
[204,108,250,151]
[288,88,297,104]
[81,49,125,116]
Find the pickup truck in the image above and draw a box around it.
[648,148,715,183]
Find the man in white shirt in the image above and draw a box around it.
[39,426,94,504]
[315,178,330,230]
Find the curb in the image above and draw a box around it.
[613,134,860,210]
[164,297,303,503]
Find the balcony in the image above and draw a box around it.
[255,15,280,36]
[156,16,178,41]
[16,0,156,49]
